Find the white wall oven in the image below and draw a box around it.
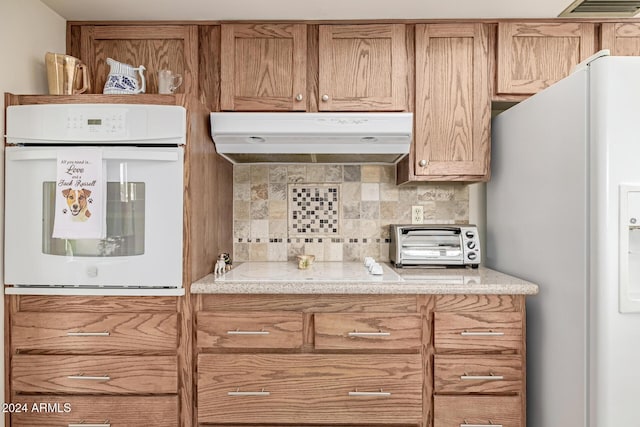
[4,104,185,294]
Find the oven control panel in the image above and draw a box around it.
[6,104,186,145]
[66,110,127,136]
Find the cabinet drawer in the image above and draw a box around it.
[12,355,177,394]
[434,355,522,394]
[434,395,521,427]
[11,395,178,427]
[12,312,178,352]
[314,313,421,350]
[434,312,522,353]
[197,312,303,349]
[198,354,422,424]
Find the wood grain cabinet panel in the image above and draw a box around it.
[602,23,640,56]
[220,23,307,111]
[314,313,422,350]
[434,312,522,354]
[434,395,521,427]
[434,355,522,394]
[413,23,490,181]
[497,22,596,95]
[319,24,408,111]
[12,355,177,394]
[79,25,198,96]
[197,312,303,349]
[198,353,422,425]
[12,312,178,352]
[11,395,178,427]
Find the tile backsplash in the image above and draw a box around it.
[233,164,469,262]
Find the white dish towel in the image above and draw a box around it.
[52,149,106,239]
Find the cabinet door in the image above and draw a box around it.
[198,353,422,425]
[12,355,177,394]
[497,22,595,95]
[12,396,178,427]
[414,24,490,179]
[602,23,640,56]
[197,312,303,349]
[434,395,522,427]
[12,312,178,352]
[221,24,307,111]
[80,25,198,95]
[319,24,408,111]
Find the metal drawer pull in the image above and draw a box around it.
[227,388,270,396]
[348,388,391,397]
[348,330,391,337]
[461,421,502,427]
[67,374,111,381]
[66,331,110,337]
[68,423,110,427]
[460,372,504,381]
[460,330,505,337]
[226,329,270,335]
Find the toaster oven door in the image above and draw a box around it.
[400,230,464,264]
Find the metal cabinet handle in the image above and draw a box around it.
[66,331,110,337]
[67,374,110,381]
[419,159,428,167]
[348,388,391,397]
[348,330,391,337]
[321,94,329,102]
[460,330,505,337]
[226,329,270,335]
[461,422,502,427]
[227,388,270,396]
[68,423,111,427]
[460,373,504,381]
[295,93,303,101]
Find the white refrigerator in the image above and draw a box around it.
[487,53,640,427]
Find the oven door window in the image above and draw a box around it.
[42,182,145,256]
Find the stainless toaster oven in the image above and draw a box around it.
[389,224,481,268]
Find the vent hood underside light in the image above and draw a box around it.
[559,0,640,17]
[210,112,413,164]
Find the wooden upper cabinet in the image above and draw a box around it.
[602,23,640,56]
[220,24,307,111]
[413,23,490,180]
[318,24,408,111]
[497,22,596,95]
[79,25,198,96]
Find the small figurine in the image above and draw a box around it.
[214,254,226,275]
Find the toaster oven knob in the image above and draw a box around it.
[465,230,475,238]
[467,252,477,261]
[467,241,476,249]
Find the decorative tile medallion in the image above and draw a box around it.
[288,184,340,236]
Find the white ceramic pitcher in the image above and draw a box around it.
[103,58,146,94]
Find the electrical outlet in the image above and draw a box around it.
[411,205,424,224]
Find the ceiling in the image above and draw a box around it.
[41,0,578,21]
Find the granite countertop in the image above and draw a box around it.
[191,262,539,295]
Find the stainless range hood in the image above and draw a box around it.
[210,112,413,164]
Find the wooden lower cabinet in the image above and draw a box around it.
[7,296,181,427]
[198,354,422,424]
[196,293,528,427]
[432,295,526,427]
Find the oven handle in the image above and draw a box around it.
[8,149,181,162]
